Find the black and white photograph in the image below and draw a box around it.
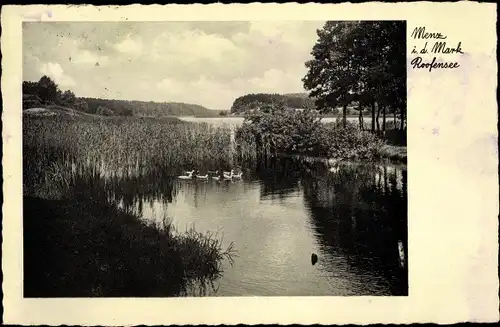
[22,20,408,297]
[2,2,499,325]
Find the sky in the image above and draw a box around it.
[23,21,325,110]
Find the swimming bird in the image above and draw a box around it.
[232,171,243,179]
[311,253,318,266]
[212,170,222,180]
[196,171,209,179]
[223,169,234,179]
[178,170,194,180]
[224,169,234,179]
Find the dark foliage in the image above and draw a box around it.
[22,76,219,117]
[236,106,386,161]
[303,21,406,130]
[230,92,316,114]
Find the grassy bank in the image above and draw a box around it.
[23,114,238,297]
[24,196,235,297]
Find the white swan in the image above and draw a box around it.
[197,173,209,179]
[212,170,222,180]
[232,171,243,179]
[178,170,194,180]
[223,170,234,180]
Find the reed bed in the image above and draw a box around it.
[24,115,236,176]
[23,114,238,297]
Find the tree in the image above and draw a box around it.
[22,81,39,95]
[37,75,59,104]
[96,106,114,116]
[230,93,316,114]
[60,90,76,106]
[74,98,89,113]
[303,21,406,131]
[303,22,359,127]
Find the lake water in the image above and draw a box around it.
[109,117,408,296]
[178,116,397,128]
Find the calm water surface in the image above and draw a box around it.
[112,156,407,296]
[80,117,407,296]
[178,116,399,128]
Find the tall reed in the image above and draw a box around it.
[23,115,237,182]
[23,114,238,297]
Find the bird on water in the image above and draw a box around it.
[311,253,318,265]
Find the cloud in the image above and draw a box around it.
[156,78,185,95]
[156,75,239,109]
[248,68,305,93]
[23,21,325,108]
[155,68,305,109]
[39,62,76,87]
[72,50,109,66]
[113,35,143,56]
[150,30,242,63]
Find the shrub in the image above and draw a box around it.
[323,120,386,160]
[236,105,386,161]
[96,106,115,116]
[236,106,326,157]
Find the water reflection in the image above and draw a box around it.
[58,155,408,296]
[301,162,408,295]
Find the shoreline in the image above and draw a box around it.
[271,146,407,166]
[23,195,233,297]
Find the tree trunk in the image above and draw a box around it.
[393,108,397,129]
[358,108,364,131]
[382,105,386,132]
[371,101,376,132]
[342,103,347,127]
[376,103,381,132]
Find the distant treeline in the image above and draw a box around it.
[23,76,219,117]
[81,98,218,117]
[230,93,316,114]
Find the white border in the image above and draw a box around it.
[2,3,498,325]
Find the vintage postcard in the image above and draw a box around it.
[2,2,498,325]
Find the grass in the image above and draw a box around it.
[23,114,238,297]
[380,145,407,163]
[23,115,237,185]
[24,195,236,297]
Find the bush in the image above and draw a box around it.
[236,106,326,157]
[323,120,386,160]
[236,105,386,161]
[96,106,115,116]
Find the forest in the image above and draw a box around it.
[230,93,316,114]
[22,77,218,117]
